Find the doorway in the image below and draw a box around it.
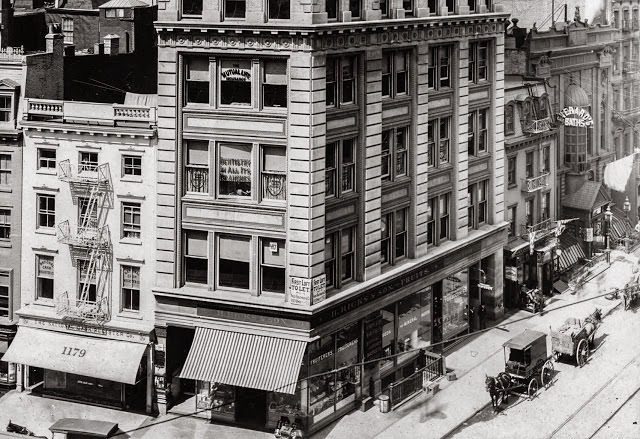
[235,387,267,427]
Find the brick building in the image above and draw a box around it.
[152,0,509,433]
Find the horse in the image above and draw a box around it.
[485,372,511,412]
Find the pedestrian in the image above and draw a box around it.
[468,305,475,331]
[479,304,487,329]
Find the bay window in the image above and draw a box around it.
[382,50,409,98]
[325,227,356,290]
[184,230,208,285]
[428,45,452,90]
[427,117,450,167]
[261,239,285,294]
[325,138,356,198]
[381,126,408,181]
[218,234,251,291]
[326,56,357,108]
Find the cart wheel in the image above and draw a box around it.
[541,360,554,388]
[528,378,539,399]
[577,339,590,367]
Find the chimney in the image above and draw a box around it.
[45,25,64,57]
[104,34,120,56]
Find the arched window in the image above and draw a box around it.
[522,98,532,122]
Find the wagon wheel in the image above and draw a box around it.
[527,377,539,399]
[541,360,554,388]
[577,339,590,367]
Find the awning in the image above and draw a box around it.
[1,327,147,384]
[610,208,634,242]
[180,327,307,394]
[553,280,570,294]
[557,233,586,273]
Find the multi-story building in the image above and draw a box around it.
[153,0,509,433]
[1,68,158,411]
[0,31,64,391]
[609,0,640,223]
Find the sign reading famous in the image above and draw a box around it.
[557,106,594,128]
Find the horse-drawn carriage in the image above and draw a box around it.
[486,330,554,410]
[550,308,601,367]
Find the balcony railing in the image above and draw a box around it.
[623,60,639,74]
[0,46,24,61]
[523,117,552,134]
[56,291,110,323]
[262,172,286,201]
[23,98,157,128]
[521,173,550,192]
[520,218,554,238]
[57,220,111,250]
[185,167,209,194]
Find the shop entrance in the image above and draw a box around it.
[235,387,267,427]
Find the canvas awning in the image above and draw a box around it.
[179,327,307,394]
[1,327,147,385]
[553,280,570,294]
[557,233,586,273]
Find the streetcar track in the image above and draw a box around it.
[586,385,640,439]
[546,352,640,439]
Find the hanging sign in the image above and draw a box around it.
[557,106,594,127]
[505,266,518,282]
[584,227,594,242]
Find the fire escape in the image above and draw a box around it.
[56,159,113,324]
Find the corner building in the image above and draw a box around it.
[153,0,509,432]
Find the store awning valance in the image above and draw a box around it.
[180,327,307,394]
[557,233,586,273]
[1,327,147,385]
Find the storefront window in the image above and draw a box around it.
[218,143,252,197]
[442,269,469,340]
[380,304,395,374]
[396,293,421,364]
[335,323,359,410]
[0,344,15,384]
[308,335,335,422]
[418,287,432,348]
[210,383,236,417]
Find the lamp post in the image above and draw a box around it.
[604,205,613,264]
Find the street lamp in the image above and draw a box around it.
[604,206,613,264]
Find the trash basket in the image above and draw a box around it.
[378,394,390,413]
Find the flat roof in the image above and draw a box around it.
[49,418,118,437]
[503,330,547,350]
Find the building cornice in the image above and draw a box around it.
[19,121,156,140]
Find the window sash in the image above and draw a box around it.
[0,209,10,239]
[224,0,246,18]
[268,0,290,19]
[122,203,141,238]
[123,156,142,176]
[79,152,98,173]
[38,149,56,169]
[37,195,55,228]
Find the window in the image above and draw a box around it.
[507,205,516,237]
[38,149,56,170]
[542,146,550,174]
[185,57,210,104]
[325,227,355,290]
[541,192,550,220]
[0,209,9,239]
[326,0,338,19]
[428,0,437,14]
[79,152,98,173]
[0,154,10,185]
[262,60,287,108]
[268,0,290,19]
[37,194,55,229]
[426,193,450,246]
[403,0,413,15]
[36,255,54,300]
[468,0,475,11]
[428,45,452,90]
[525,198,534,227]
[326,56,356,108]
[121,266,140,311]
[468,180,489,229]
[381,126,409,181]
[0,96,11,122]
[218,234,251,291]
[62,18,73,44]
[122,202,141,239]
[382,51,409,98]
[446,0,455,13]
[220,59,252,106]
[469,41,489,83]
[122,155,142,177]
[218,143,252,197]
[427,117,451,167]
[325,138,356,198]
[225,0,246,18]
[78,197,98,231]
[184,230,208,284]
[380,0,388,16]
[184,140,209,194]
[525,151,534,178]
[468,108,488,156]
[349,0,361,18]
[261,239,285,294]
[507,156,516,187]
[0,280,7,317]
[77,260,97,303]
[505,103,515,135]
[262,146,286,201]
[381,208,408,266]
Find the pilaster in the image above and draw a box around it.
[415,43,430,257]
[493,33,506,223]
[456,39,470,239]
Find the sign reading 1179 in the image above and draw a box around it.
[61,347,86,357]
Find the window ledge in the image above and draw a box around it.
[36,169,57,176]
[119,238,142,246]
[120,176,143,183]
[33,299,55,308]
[35,228,56,236]
[116,311,143,320]
[0,240,11,248]
[0,186,11,193]
[507,183,518,190]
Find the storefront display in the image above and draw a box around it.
[210,383,236,422]
[442,269,469,339]
[396,293,421,364]
[334,324,359,410]
[380,305,395,374]
[308,335,335,422]
[43,370,123,407]
[267,388,305,428]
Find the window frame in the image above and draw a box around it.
[427,116,451,168]
[525,150,534,179]
[224,0,246,19]
[78,151,98,173]
[267,0,290,20]
[36,255,54,300]
[122,155,142,177]
[380,208,409,267]
[382,50,410,99]
[183,229,209,286]
[0,95,12,122]
[216,233,252,293]
[505,103,515,135]
[62,18,74,44]
[426,193,450,246]
[507,155,517,187]
[428,45,452,90]
[0,208,10,240]
[121,265,141,312]
[325,227,356,291]
[469,40,489,84]
[37,148,56,171]
[468,180,489,230]
[468,108,489,156]
[0,153,10,186]
[0,272,9,318]
[260,238,286,295]
[381,125,410,182]
[121,202,141,240]
[507,204,517,237]
[326,55,358,109]
[36,194,56,229]
[325,138,357,199]
[77,259,97,303]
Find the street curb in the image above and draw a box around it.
[439,401,492,439]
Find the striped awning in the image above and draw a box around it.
[609,209,634,242]
[180,327,307,394]
[557,233,586,273]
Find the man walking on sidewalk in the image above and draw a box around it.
[479,304,487,329]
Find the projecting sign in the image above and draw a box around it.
[477,283,494,291]
[557,106,594,128]
[289,274,326,306]
[584,227,594,242]
[505,266,518,282]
